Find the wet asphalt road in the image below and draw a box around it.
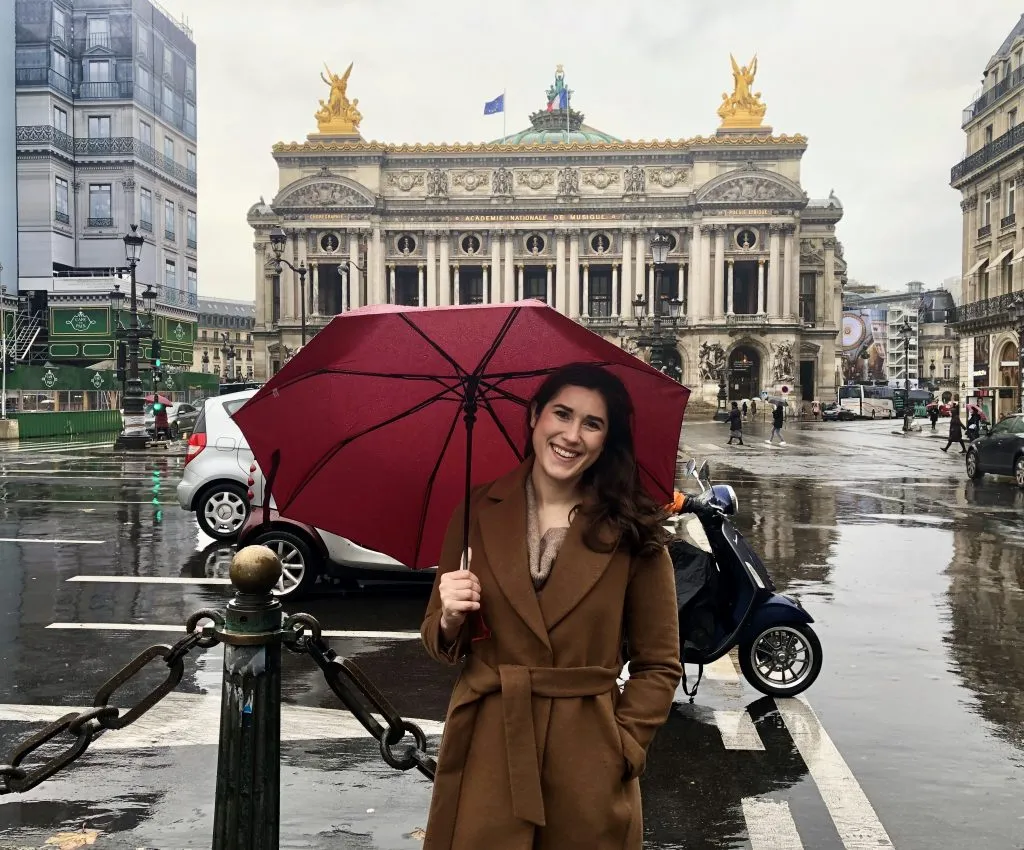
[0,418,1022,850]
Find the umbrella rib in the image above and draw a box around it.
[397,313,470,380]
[274,385,464,514]
[470,308,522,379]
[410,402,464,569]
[478,394,526,463]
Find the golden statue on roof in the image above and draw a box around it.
[313,62,363,137]
[717,54,768,130]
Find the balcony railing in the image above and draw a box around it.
[16,127,198,190]
[79,80,133,100]
[187,238,197,250]
[15,67,72,96]
[139,219,153,232]
[951,122,1024,184]
[726,313,768,327]
[165,229,176,242]
[157,285,198,309]
[88,217,114,228]
[87,33,111,50]
[51,23,67,43]
[962,66,1024,127]
[1002,213,1017,229]
[978,223,992,238]
[54,211,70,225]
[951,292,1023,326]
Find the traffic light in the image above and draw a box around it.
[116,342,127,383]
[152,338,162,369]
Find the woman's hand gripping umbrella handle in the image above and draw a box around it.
[438,548,487,644]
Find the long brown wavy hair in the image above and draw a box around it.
[524,363,668,557]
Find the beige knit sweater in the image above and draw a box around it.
[525,477,570,589]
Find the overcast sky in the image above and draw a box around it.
[169,0,1022,301]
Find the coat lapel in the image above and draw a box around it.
[536,510,617,632]
[478,462,551,652]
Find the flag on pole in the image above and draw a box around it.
[558,88,569,110]
[483,93,505,115]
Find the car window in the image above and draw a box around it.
[179,404,194,413]
[990,419,1015,436]
[222,398,249,416]
[1008,417,1024,435]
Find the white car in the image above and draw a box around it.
[176,389,258,540]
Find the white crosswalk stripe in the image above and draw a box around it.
[742,797,806,849]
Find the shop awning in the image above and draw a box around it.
[992,247,1014,266]
[965,257,989,276]
[1010,247,1024,264]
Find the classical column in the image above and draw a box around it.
[254,242,267,327]
[546,264,554,306]
[439,234,450,306]
[677,262,685,301]
[621,230,633,319]
[713,226,726,318]
[386,264,395,305]
[348,231,362,309]
[569,231,580,317]
[311,262,319,315]
[757,259,766,314]
[555,232,567,315]
[366,228,378,305]
[726,260,735,314]
[582,263,590,316]
[453,264,461,305]
[482,265,490,305]
[647,264,655,305]
[340,263,349,313]
[822,238,836,324]
[634,232,645,307]
[426,233,437,307]
[418,264,425,306]
[504,233,515,301]
[611,264,619,317]
[783,226,796,318]
[701,225,713,317]
[768,225,781,317]
[517,264,524,301]
[490,233,501,303]
[687,226,701,321]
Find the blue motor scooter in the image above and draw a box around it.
[670,459,822,698]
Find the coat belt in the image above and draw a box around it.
[461,659,621,827]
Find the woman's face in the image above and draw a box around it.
[530,385,609,488]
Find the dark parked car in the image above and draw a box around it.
[965,413,1024,488]
[822,402,855,422]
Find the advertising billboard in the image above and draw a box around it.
[840,308,888,383]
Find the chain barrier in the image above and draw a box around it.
[0,606,437,794]
[0,625,217,795]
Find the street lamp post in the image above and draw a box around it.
[269,227,308,346]
[898,317,914,433]
[112,225,152,450]
[1,276,8,422]
[1012,293,1024,413]
[629,232,677,374]
[221,332,238,383]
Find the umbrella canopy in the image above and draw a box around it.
[145,394,173,406]
[233,302,689,569]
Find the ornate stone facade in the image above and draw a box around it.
[249,64,847,403]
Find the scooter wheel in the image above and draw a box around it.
[739,623,822,697]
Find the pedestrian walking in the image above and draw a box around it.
[766,402,787,445]
[420,364,682,850]
[928,404,940,430]
[811,400,821,420]
[741,400,748,419]
[966,406,982,442]
[153,402,170,441]
[728,401,744,445]
[750,398,757,417]
[941,404,967,453]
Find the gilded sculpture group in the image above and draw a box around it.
[717,55,768,129]
[314,62,363,135]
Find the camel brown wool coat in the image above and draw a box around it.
[420,461,682,850]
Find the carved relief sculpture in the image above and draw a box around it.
[518,170,555,191]
[771,341,795,383]
[557,167,580,197]
[717,54,768,129]
[646,168,688,189]
[387,171,425,192]
[706,175,795,203]
[581,168,619,190]
[426,168,449,198]
[698,342,727,383]
[624,165,646,194]
[452,171,490,192]
[314,62,363,136]
[492,167,513,196]
[279,182,367,208]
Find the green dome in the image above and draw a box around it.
[496,123,621,146]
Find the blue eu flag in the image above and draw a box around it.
[558,88,569,110]
[483,93,504,115]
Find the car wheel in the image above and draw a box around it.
[196,483,250,541]
[248,529,321,598]
[1016,456,1024,489]
[965,450,983,481]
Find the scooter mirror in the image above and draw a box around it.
[684,460,696,478]
[698,460,711,483]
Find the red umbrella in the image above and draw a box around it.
[145,393,173,405]
[233,302,689,569]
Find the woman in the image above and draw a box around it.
[727,400,744,446]
[420,363,683,850]
[942,403,967,453]
[966,406,982,442]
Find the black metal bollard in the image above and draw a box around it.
[212,545,283,850]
